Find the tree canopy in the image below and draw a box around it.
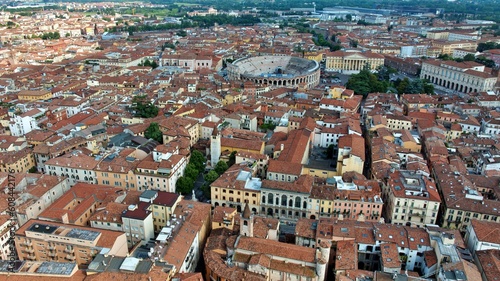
[477,41,500,52]
[176,176,194,195]
[144,122,163,143]
[184,163,199,180]
[345,68,389,97]
[189,150,206,172]
[204,170,219,184]
[394,78,434,95]
[139,59,158,69]
[214,160,229,176]
[131,95,159,118]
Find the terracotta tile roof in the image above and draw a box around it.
[338,134,365,161]
[424,250,438,267]
[276,129,311,163]
[267,159,303,176]
[262,175,314,194]
[252,216,279,238]
[470,219,500,245]
[236,236,316,263]
[221,137,264,152]
[380,242,401,268]
[336,240,358,270]
[476,249,500,281]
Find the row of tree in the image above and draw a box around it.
[345,66,434,97]
[138,59,159,69]
[438,53,496,68]
[176,150,230,196]
[345,67,390,97]
[40,32,61,40]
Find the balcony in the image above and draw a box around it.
[409,212,425,218]
[410,205,426,211]
[48,246,56,251]
[48,252,57,257]
[21,241,32,247]
[26,254,36,260]
[65,255,76,261]
[64,248,74,254]
[23,248,35,254]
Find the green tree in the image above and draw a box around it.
[214,160,229,176]
[176,176,194,195]
[144,122,163,143]
[259,122,276,131]
[396,77,411,95]
[438,53,453,60]
[345,68,388,97]
[204,170,219,184]
[131,95,159,118]
[228,151,237,167]
[475,56,496,67]
[463,54,476,61]
[176,30,187,37]
[184,163,199,180]
[189,150,206,171]
[477,41,500,52]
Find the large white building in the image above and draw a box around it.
[420,60,498,94]
[325,51,384,74]
[9,109,44,136]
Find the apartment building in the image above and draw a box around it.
[135,146,187,193]
[9,109,44,137]
[211,165,262,214]
[0,148,35,173]
[385,114,413,131]
[9,174,71,226]
[38,183,126,226]
[308,177,384,222]
[94,148,140,191]
[17,90,53,101]
[142,190,181,233]
[325,51,384,74]
[295,220,433,273]
[384,170,441,227]
[433,163,500,231]
[33,136,88,172]
[45,150,99,186]
[0,215,16,260]
[0,261,80,279]
[336,134,365,175]
[420,60,498,93]
[15,219,128,266]
[159,116,200,146]
[121,202,155,247]
[431,40,477,55]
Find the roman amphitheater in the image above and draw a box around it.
[227,55,321,89]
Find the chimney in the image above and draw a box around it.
[280,143,284,151]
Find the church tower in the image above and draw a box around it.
[240,203,253,237]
